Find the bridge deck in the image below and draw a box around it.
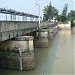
[0,21,58,42]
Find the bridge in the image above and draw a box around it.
[0,21,58,42]
[0,8,58,71]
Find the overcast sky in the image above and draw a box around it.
[0,0,74,18]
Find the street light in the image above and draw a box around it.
[35,0,40,29]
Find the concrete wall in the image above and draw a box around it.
[58,21,71,30]
[0,21,38,42]
[0,21,38,32]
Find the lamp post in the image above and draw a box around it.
[35,0,40,29]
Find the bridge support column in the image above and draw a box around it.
[0,36,35,71]
[53,26,58,35]
[48,27,54,39]
[48,26,58,40]
[34,29,48,48]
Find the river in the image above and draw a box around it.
[0,27,75,75]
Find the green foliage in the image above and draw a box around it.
[56,3,68,22]
[43,1,58,21]
[71,20,75,26]
[57,15,67,22]
[67,10,75,21]
[61,3,68,22]
[68,10,75,26]
[43,5,49,21]
[61,16,67,22]
[62,3,68,17]
[57,15,62,22]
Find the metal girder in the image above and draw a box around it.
[0,7,41,18]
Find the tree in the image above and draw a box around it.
[57,15,62,22]
[62,3,68,17]
[67,10,75,21]
[43,1,58,21]
[43,5,49,21]
[61,3,68,22]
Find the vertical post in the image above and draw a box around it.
[35,0,41,38]
[19,48,22,71]
[30,17,32,21]
[25,16,27,21]
[18,16,19,21]
[35,0,40,29]
[22,16,27,21]
[13,15,16,21]
[15,15,16,21]
[38,5,40,29]
[10,14,12,21]
[30,17,34,21]
[35,18,38,21]
[23,16,24,21]
[6,15,7,21]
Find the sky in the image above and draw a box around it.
[0,0,74,19]
[74,0,75,10]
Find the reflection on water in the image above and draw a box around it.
[0,27,75,75]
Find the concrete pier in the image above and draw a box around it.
[48,27,54,39]
[34,29,49,48]
[0,36,35,70]
[48,26,58,40]
[53,26,58,35]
